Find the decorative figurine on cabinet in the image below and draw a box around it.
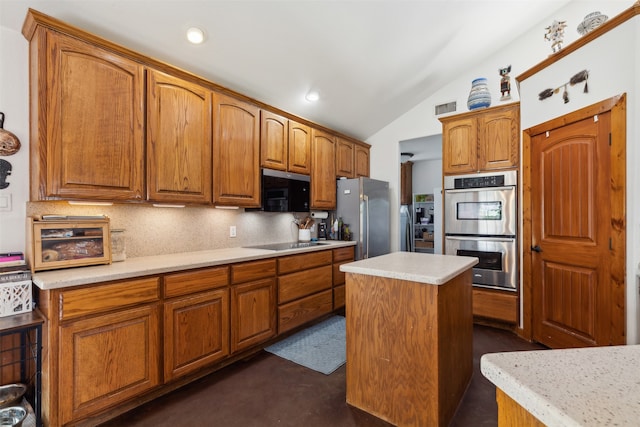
[499,65,512,100]
[544,20,568,53]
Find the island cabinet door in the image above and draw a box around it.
[58,304,161,425]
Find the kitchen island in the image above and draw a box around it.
[340,252,478,426]
[481,345,640,426]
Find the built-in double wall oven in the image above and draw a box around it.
[444,170,518,292]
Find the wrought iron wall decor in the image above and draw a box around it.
[538,70,589,103]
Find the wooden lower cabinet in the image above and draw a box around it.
[38,247,349,425]
[332,246,355,309]
[163,289,229,381]
[473,288,518,324]
[277,251,334,333]
[59,304,161,424]
[230,259,277,353]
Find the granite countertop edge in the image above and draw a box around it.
[339,252,478,285]
[480,345,640,426]
[32,241,356,290]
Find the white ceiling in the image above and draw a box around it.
[2,0,577,142]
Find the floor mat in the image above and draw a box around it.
[264,315,346,375]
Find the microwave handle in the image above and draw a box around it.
[444,186,515,194]
[445,235,515,243]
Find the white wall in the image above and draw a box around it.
[411,159,442,195]
[519,15,639,343]
[367,0,635,342]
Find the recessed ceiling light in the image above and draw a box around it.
[305,91,320,102]
[186,27,205,44]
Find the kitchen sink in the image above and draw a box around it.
[244,241,328,251]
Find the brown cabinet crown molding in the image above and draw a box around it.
[21,8,370,148]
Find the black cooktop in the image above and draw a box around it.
[244,241,328,251]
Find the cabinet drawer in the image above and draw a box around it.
[278,250,332,274]
[278,290,333,334]
[278,265,332,304]
[231,259,276,284]
[333,262,349,286]
[60,277,160,321]
[334,285,345,309]
[164,266,229,298]
[333,246,354,262]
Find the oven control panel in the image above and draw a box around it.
[445,170,517,190]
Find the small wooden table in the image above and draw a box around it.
[340,252,477,426]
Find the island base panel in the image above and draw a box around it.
[496,388,546,427]
[345,270,472,426]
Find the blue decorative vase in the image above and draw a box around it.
[467,78,492,110]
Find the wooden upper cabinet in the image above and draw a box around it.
[441,103,519,175]
[260,110,288,171]
[400,161,413,205]
[477,106,520,171]
[260,111,311,175]
[442,117,478,174]
[310,129,337,209]
[355,144,370,177]
[336,138,355,178]
[32,30,145,201]
[213,92,261,207]
[288,120,312,174]
[147,70,212,204]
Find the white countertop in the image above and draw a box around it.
[32,241,356,290]
[339,252,478,285]
[481,345,640,426]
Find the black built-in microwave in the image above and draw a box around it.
[260,169,310,212]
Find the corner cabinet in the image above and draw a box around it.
[213,92,261,207]
[440,103,520,174]
[354,144,370,177]
[25,26,145,201]
[310,129,337,209]
[147,70,213,204]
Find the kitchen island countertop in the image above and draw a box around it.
[481,345,640,426]
[32,240,356,290]
[340,251,478,285]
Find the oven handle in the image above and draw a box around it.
[445,235,515,243]
[444,186,515,194]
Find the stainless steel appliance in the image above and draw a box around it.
[337,178,390,260]
[444,170,517,291]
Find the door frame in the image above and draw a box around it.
[520,93,626,344]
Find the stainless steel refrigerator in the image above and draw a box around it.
[337,178,390,260]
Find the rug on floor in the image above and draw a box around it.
[264,315,346,375]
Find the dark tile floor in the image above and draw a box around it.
[101,324,546,427]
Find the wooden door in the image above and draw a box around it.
[45,31,145,200]
[310,129,336,209]
[531,113,613,348]
[442,117,477,174]
[260,110,288,171]
[231,278,276,353]
[163,289,229,381]
[478,105,519,170]
[147,70,212,204]
[336,138,355,178]
[354,145,370,177]
[213,92,261,207]
[59,305,160,424]
[288,120,312,174]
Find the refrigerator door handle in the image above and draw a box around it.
[363,194,369,258]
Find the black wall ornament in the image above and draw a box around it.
[0,112,21,156]
[0,159,11,189]
[538,70,589,103]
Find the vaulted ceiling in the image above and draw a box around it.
[2,1,579,141]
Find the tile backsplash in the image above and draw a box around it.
[26,202,300,258]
